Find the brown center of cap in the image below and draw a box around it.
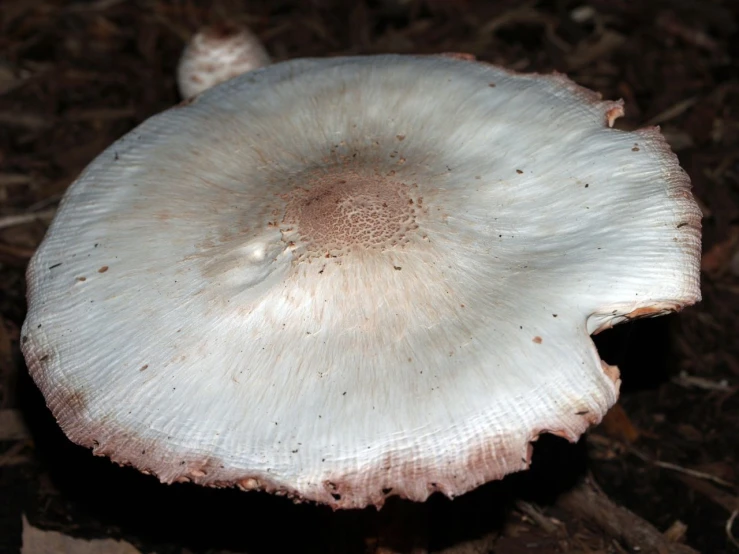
[282,168,418,259]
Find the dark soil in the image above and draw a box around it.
[1,1,738,553]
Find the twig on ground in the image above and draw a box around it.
[672,371,734,392]
[514,500,563,535]
[0,209,56,230]
[0,242,37,261]
[727,509,739,549]
[0,173,33,187]
[0,440,32,467]
[628,447,735,488]
[645,97,699,126]
[677,474,739,514]
[557,474,699,554]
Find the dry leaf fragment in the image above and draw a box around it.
[0,409,31,441]
[599,403,640,443]
[21,515,141,554]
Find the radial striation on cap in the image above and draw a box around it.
[22,55,701,509]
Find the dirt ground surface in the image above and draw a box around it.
[1,1,738,553]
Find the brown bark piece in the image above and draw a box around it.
[557,475,699,554]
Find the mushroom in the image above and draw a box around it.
[21,54,701,510]
[176,22,270,98]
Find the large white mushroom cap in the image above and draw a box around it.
[22,55,701,510]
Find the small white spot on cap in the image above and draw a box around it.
[245,242,267,263]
